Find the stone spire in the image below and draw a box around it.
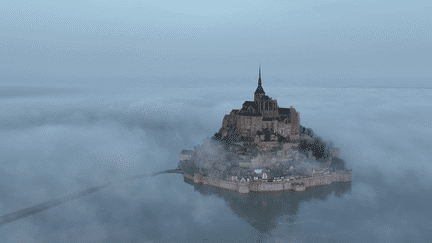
[254,64,265,95]
[259,64,261,85]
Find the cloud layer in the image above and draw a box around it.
[0,85,431,242]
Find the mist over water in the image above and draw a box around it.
[1,0,431,241]
[1,84,431,242]
[178,135,342,180]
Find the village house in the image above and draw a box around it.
[179,149,193,161]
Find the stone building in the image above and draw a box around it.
[179,149,193,161]
[329,147,340,158]
[218,65,300,147]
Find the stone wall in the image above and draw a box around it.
[180,153,192,161]
[238,146,299,167]
[257,141,279,151]
[330,147,340,158]
[184,169,352,194]
[220,108,300,140]
[239,162,252,167]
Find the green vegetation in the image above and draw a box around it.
[298,125,333,160]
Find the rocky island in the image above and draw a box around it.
[177,66,352,193]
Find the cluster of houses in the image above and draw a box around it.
[236,143,300,168]
[180,145,333,183]
[228,168,307,183]
[179,149,193,161]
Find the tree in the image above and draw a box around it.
[299,125,314,138]
[278,134,287,143]
[212,132,222,141]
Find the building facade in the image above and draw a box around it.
[218,65,300,144]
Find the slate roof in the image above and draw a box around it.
[254,84,265,95]
[238,101,261,116]
[242,101,258,111]
[230,109,240,115]
[180,149,193,155]
[278,108,291,114]
[262,117,274,121]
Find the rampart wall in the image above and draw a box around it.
[183,169,352,194]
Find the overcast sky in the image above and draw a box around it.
[1,0,431,88]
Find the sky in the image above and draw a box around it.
[1,0,431,89]
[1,1,432,242]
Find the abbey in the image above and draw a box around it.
[178,69,351,194]
[217,65,300,147]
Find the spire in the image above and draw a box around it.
[258,63,261,85]
[254,64,265,95]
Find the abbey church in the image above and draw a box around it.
[216,65,300,151]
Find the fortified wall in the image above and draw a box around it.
[184,169,352,194]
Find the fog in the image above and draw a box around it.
[1,85,431,242]
[1,0,431,241]
[178,134,342,180]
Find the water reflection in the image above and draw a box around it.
[184,177,351,234]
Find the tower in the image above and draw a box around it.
[254,64,265,102]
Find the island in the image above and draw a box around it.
[177,65,352,193]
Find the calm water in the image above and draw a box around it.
[1,86,431,242]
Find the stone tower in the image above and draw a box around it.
[253,65,279,118]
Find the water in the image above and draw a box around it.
[1,85,431,242]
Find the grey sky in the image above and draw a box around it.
[1,0,431,88]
